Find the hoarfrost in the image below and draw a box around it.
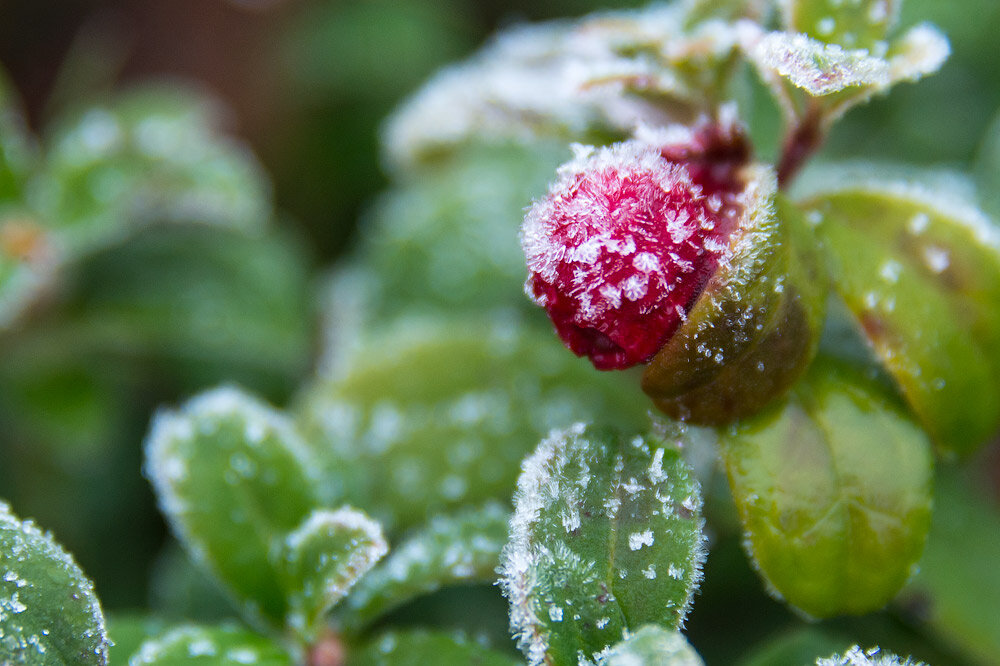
[628,530,654,550]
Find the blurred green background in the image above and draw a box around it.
[0,0,998,628]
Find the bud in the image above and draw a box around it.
[521,116,826,422]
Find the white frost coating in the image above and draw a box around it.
[0,503,110,664]
[748,30,890,95]
[382,4,746,171]
[628,530,654,550]
[816,645,926,666]
[887,24,950,84]
[499,423,588,666]
[922,246,949,273]
[142,385,320,624]
[521,138,707,324]
[283,507,388,622]
[792,162,1000,252]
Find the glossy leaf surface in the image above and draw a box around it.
[499,424,706,666]
[801,168,1000,454]
[0,502,109,665]
[779,0,900,48]
[721,360,933,618]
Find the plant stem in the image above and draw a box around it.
[776,103,825,189]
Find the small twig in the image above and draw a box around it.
[776,102,825,189]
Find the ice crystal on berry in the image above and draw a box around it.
[522,119,749,369]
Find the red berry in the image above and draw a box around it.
[522,122,748,369]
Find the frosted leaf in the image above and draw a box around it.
[816,645,926,666]
[296,318,650,533]
[279,507,387,640]
[602,625,704,665]
[129,623,293,665]
[778,0,902,48]
[349,629,520,666]
[498,425,706,666]
[744,21,948,119]
[748,30,890,95]
[885,24,950,85]
[339,502,509,631]
[144,386,320,627]
[383,3,749,171]
[32,84,271,256]
[796,162,1000,454]
[0,502,109,665]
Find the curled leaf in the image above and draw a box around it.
[498,424,706,666]
[721,359,933,618]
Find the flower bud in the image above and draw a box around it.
[521,117,826,423]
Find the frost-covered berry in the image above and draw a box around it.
[521,121,749,369]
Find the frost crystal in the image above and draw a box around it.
[749,31,890,95]
[521,119,749,369]
[816,645,926,666]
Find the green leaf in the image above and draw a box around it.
[356,142,565,321]
[779,0,901,49]
[108,615,169,666]
[720,359,934,618]
[0,501,109,665]
[744,23,948,124]
[278,507,387,640]
[899,467,1000,664]
[296,317,649,532]
[347,630,519,666]
[63,224,312,395]
[498,424,706,666]
[144,387,320,627]
[642,177,828,425]
[975,108,1000,220]
[128,624,293,665]
[815,645,925,666]
[739,627,853,666]
[0,67,36,203]
[604,625,704,665]
[339,502,510,632]
[32,84,271,255]
[799,167,1000,454]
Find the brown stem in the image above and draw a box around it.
[776,104,825,189]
